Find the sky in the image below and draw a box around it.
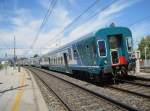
[0,0,150,58]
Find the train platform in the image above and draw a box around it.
[0,66,48,111]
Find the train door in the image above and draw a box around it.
[110,49,119,65]
[108,35,125,65]
[108,36,119,65]
[63,53,69,72]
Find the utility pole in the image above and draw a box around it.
[14,36,16,69]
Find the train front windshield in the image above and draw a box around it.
[108,36,119,49]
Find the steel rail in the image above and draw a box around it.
[29,67,140,111]
[128,75,150,81]
[29,68,72,111]
[107,85,150,99]
[117,79,150,87]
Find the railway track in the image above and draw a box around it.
[30,69,72,111]
[27,67,150,111]
[125,75,150,86]
[116,78,150,87]
[128,75,150,81]
[104,77,150,100]
[28,67,123,111]
[106,85,150,99]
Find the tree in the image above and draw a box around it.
[138,35,150,59]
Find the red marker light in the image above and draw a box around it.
[119,56,126,65]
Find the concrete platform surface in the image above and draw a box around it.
[0,66,48,111]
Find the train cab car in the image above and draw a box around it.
[41,25,135,81]
[95,27,134,79]
[40,56,50,69]
[30,57,41,68]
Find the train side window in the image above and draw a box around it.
[73,49,77,59]
[56,58,58,64]
[98,40,106,57]
[58,57,60,64]
[49,58,50,64]
[86,45,89,48]
[59,57,60,64]
[61,57,63,64]
[126,37,132,52]
[68,48,72,60]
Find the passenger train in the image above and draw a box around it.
[18,25,136,81]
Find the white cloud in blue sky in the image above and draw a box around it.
[0,0,150,57]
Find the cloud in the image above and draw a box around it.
[0,8,42,57]
[0,0,142,57]
[34,6,71,47]
[0,0,72,57]
[45,0,140,49]
[52,7,71,27]
[12,9,33,26]
[98,0,139,18]
[23,7,71,56]
[38,0,50,9]
[130,20,150,48]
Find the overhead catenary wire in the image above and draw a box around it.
[24,0,57,57]
[24,0,100,57]
[44,0,100,46]
[46,0,150,52]
[44,0,118,48]
[129,15,150,27]
[26,0,150,57]
[30,0,57,49]
[129,15,150,47]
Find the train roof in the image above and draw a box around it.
[44,26,130,56]
[45,32,95,56]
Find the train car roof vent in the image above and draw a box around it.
[109,22,115,27]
